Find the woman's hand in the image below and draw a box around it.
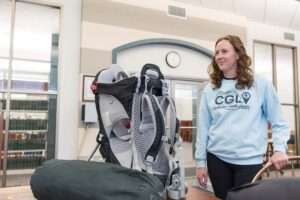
[196,167,208,188]
[270,151,288,170]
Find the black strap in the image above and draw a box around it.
[139,64,164,95]
[93,71,106,140]
[94,77,138,117]
[93,69,121,165]
[144,95,165,162]
[141,63,164,79]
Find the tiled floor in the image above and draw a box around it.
[0,179,198,200]
[0,174,31,187]
[0,186,34,200]
[1,169,300,200]
[182,141,195,167]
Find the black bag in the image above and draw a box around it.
[226,178,300,200]
[30,160,164,200]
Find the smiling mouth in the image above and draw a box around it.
[216,59,224,64]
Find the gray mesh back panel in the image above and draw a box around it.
[99,94,132,167]
[132,93,169,175]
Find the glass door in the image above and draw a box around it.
[0,1,60,187]
[254,42,299,155]
[170,80,207,168]
[275,46,297,155]
[0,93,5,185]
[0,0,12,186]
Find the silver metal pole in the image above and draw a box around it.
[2,0,16,187]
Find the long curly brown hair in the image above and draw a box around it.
[208,35,254,89]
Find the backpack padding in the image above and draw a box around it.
[143,94,165,162]
[95,77,138,117]
[141,63,165,80]
[95,93,120,165]
[160,96,177,147]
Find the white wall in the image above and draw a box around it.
[247,21,300,139]
[117,44,211,80]
[247,21,300,60]
[27,0,82,159]
[108,0,247,27]
[55,0,82,159]
[81,22,215,53]
[247,21,300,97]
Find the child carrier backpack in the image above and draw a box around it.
[90,63,186,199]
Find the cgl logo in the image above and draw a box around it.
[215,91,251,105]
[241,91,251,103]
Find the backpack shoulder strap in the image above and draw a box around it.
[160,95,178,147]
[140,93,165,165]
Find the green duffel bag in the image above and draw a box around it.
[30,160,164,200]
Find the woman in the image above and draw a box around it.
[195,35,289,200]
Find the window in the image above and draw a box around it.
[171,80,207,170]
[254,42,299,156]
[0,1,59,187]
[0,0,11,90]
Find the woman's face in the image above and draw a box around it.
[214,39,239,75]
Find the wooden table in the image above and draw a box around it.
[186,186,219,200]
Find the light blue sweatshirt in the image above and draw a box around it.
[195,75,290,168]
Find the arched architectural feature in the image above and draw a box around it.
[112,38,213,63]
